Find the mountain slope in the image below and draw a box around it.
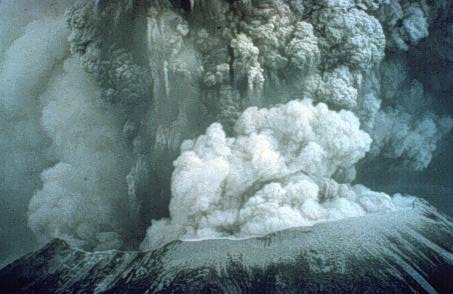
[1,202,452,293]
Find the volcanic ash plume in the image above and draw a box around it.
[0,0,452,261]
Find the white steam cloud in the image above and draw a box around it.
[141,99,415,248]
[28,57,135,251]
[0,4,72,264]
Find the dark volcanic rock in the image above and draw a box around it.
[1,202,452,293]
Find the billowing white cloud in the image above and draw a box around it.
[141,100,415,249]
[29,57,135,250]
[0,10,70,264]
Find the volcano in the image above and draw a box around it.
[1,202,452,293]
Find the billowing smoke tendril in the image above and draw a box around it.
[0,0,452,263]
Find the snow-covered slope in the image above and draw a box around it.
[1,201,451,293]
